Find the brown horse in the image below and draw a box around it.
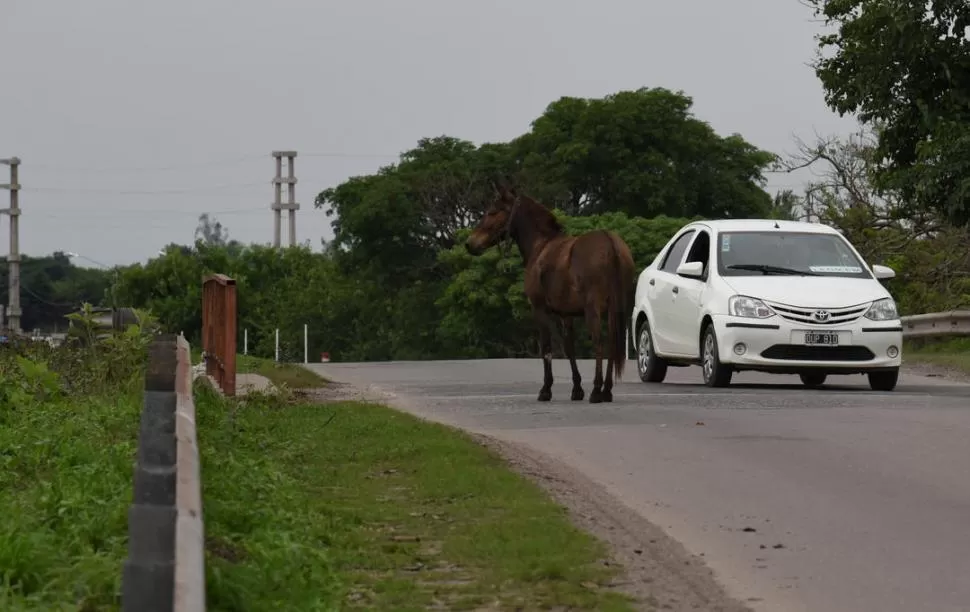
[465,182,636,403]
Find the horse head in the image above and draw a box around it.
[465,179,520,256]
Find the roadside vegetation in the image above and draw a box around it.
[190,350,328,389]
[0,310,152,610]
[199,383,635,610]
[904,338,970,376]
[0,307,634,610]
[235,353,328,388]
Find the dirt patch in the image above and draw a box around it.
[473,434,752,612]
[205,534,247,563]
[292,381,397,404]
[902,361,970,384]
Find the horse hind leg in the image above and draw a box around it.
[535,309,554,401]
[603,347,614,403]
[562,317,584,401]
[585,304,605,403]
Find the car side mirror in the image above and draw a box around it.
[871,264,895,280]
[676,261,704,278]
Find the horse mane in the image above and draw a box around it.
[517,194,564,237]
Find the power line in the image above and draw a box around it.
[23,181,268,195]
[18,284,78,308]
[28,206,267,218]
[24,151,401,173]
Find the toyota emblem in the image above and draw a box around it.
[812,310,831,322]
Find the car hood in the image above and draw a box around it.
[719,275,890,308]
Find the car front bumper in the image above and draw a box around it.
[710,314,903,374]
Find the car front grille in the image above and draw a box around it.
[760,345,876,362]
[763,300,871,326]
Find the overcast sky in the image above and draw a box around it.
[0,0,859,268]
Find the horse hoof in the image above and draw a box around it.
[589,389,603,404]
[571,387,585,401]
[601,390,613,403]
[537,389,552,402]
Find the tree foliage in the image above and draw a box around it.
[105,81,970,362]
[0,253,114,331]
[776,127,970,314]
[112,210,695,362]
[807,0,970,222]
[511,87,777,218]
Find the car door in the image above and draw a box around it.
[668,229,711,356]
[649,229,695,355]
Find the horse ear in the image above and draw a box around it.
[490,177,510,201]
[492,174,518,201]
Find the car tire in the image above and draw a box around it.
[636,319,668,383]
[799,373,827,388]
[701,324,733,387]
[868,368,899,391]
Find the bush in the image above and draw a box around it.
[0,306,156,608]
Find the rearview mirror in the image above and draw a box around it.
[676,261,704,278]
[871,264,895,280]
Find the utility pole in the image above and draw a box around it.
[0,157,21,335]
[271,151,298,248]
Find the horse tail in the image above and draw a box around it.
[606,231,635,382]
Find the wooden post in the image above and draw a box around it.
[201,274,237,396]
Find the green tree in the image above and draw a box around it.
[775,129,970,315]
[315,136,515,285]
[807,0,970,222]
[0,252,114,331]
[512,87,778,218]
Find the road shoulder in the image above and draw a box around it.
[475,433,753,612]
[303,377,752,612]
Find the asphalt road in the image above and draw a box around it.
[305,358,970,612]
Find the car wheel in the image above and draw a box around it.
[868,368,898,391]
[637,319,668,383]
[701,325,733,387]
[799,373,827,388]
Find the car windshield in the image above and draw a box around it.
[716,230,871,279]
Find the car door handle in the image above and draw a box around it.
[672,286,679,294]
[649,279,655,286]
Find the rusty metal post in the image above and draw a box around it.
[201,274,237,396]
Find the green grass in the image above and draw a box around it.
[904,337,970,373]
[0,389,140,610]
[0,348,633,610]
[198,382,634,611]
[235,354,328,388]
[190,348,328,389]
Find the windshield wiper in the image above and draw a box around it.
[727,264,820,276]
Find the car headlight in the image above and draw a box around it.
[728,295,775,319]
[864,297,898,321]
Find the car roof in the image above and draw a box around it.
[682,219,840,235]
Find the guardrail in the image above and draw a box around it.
[122,334,206,612]
[900,310,970,339]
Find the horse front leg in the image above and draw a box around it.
[585,304,605,403]
[535,309,554,402]
[562,317,584,401]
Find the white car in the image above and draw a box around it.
[631,219,903,391]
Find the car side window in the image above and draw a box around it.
[684,230,711,279]
[659,230,695,273]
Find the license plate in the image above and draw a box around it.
[803,331,839,346]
